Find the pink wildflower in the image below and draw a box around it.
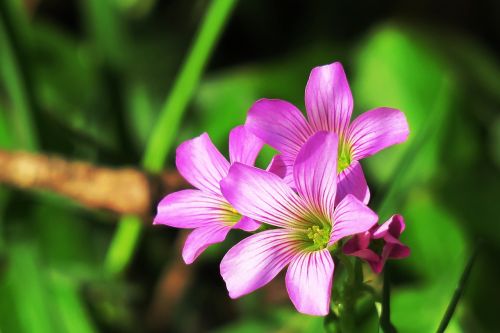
[343,214,410,274]
[246,62,409,204]
[154,126,263,264]
[219,132,378,316]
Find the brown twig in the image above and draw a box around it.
[146,231,193,331]
[0,149,186,217]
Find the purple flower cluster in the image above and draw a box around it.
[154,62,410,316]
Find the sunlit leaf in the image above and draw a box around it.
[353,25,456,188]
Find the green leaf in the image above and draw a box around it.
[0,242,54,333]
[0,103,13,148]
[0,241,98,333]
[124,82,156,151]
[49,272,97,333]
[353,25,456,190]
[28,22,120,152]
[81,0,128,67]
[33,198,97,274]
[390,191,468,332]
[400,191,468,282]
[392,286,462,333]
[443,35,500,103]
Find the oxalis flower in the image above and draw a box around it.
[219,131,378,316]
[154,126,263,264]
[246,62,409,204]
[343,214,410,274]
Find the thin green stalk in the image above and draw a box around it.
[337,254,357,333]
[0,3,38,151]
[82,0,126,67]
[375,77,453,218]
[376,78,454,331]
[380,268,397,333]
[104,215,143,276]
[435,242,480,333]
[142,0,237,172]
[0,1,39,253]
[104,0,237,276]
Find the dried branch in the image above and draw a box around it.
[146,231,193,331]
[0,149,186,217]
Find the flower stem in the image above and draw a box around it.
[103,0,238,276]
[337,254,357,333]
[380,267,397,333]
[103,215,143,276]
[142,0,238,172]
[435,242,480,333]
[0,1,39,150]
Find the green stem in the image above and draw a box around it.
[0,1,39,150]
[380,268,397,333]
[375,77,453,219]
[142,0,237,172]
[103,215,143,276]
[337,254,357,333]
[373,78,454,331]
[435,242,480,333]
[104,0,238,276]
[0,1,39,253]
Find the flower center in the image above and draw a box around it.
[306,225,331,250]
[220,203,242,226]
[337,141,352,173]
[370,238,385,254]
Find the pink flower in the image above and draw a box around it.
[153,126,263,264]
[219,132,378,316]
[343,214,410,274]
[246,62,409,204]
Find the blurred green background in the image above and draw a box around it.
[0,0,499,332]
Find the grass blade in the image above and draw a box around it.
[375,77,455,331]
[0,1,38,150]
[435,243,480,333]
[142,0,237,172]
[380,268,397,333]
[105,0,238,276]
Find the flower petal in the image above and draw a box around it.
[386,244,411,259]
[336,161,370,205]
[182,224,231,264]
[176,133,230,195]
[221,163,310,229]
[154,190,234,228]
[350,248,381,267]
[372,214,406,240]
[293,131,338,219]
[329,194,378,245]
[220,229,302,298]
[343,232,381,269]
[229,125,264,165]
[246,99,313,158]
[285,249,334,316]
[348,107,409,160]
[375,215,410,264]
[305,62,353,135]
[233,216,261,232]
[369,259,384,274]
[267,154,295,188]
[343,231,371,253]
[376,243,410,274]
